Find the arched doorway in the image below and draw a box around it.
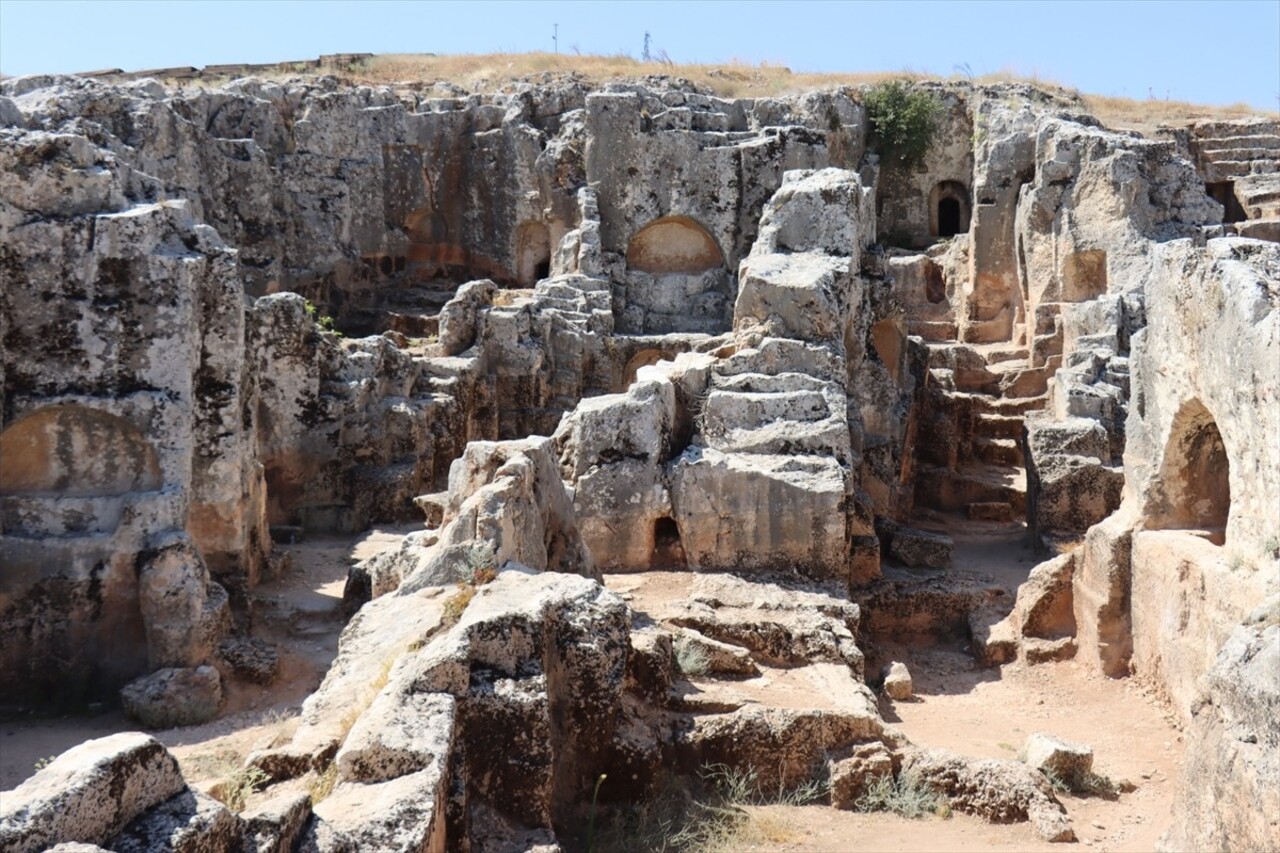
[623,216,730,333]
[929,181,971,239]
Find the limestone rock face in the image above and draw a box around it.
[335,692,456,784]
[276,569,631,849]
[119,665,223,729]
[0,733,186,853]
[558,168,889,583]
[1164,599,1280,852]
[354,435,596,602]
[673,627,759,676]
[137,531,227,670]
[829,741,895,809]
[669,573,865,677]
[887,527,954,569]
[0,181,262,705]
[679,706,884,791]
[239,791,313,853]
[111,790,242,853]
[979,552,1077,666]
[671,447,849,576]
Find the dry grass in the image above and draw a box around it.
[307,761,340,804]
[334,653,398,743]
[152,51,1276,135]
[583,764,828,852]
[1081,93,1270,135]
[177,747,244,785]
[321,53,1274,131]
[347,52,928,99]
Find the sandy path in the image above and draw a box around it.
[0,525,414,791]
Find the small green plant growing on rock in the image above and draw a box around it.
[441,542,501,626]
[303,299,343,336]
[864,80,942,167]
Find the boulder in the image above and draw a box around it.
[216,637,279,685]
[889,527,954,569]
[120,666,222,729]
[0,733,186,853]
[881,661,914,700]
[829,741,895,809]
[1023,733,1094,788]
[679,704,884,791]
[312,770,447,853]
[437,278,496,355]
[240,791,313,853]
[669,573,864,677]
[903,748,1074,842]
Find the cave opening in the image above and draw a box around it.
[650,517,687,570]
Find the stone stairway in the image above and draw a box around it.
[1191,119,1280,242]
[1191,119,1280,182]
[913,331,1058,522]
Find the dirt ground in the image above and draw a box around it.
[3,520,1185,852]
[604,521,1186,852]
[0,526,413,792]
[726,655,1184,853]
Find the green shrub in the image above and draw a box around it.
[864,81,942,167]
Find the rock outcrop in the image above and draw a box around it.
[2,68,1277,853]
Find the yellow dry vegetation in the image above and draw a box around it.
[321,53,1274,133]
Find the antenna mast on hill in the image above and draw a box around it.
[643,31,652,61]
[553,23,559,54]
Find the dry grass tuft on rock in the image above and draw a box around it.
[855,772,950,820]
[214,765,269,813]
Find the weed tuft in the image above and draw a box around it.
[674,640,710,677]
[308,761,340,804]
[855,771,948,819]
[217,765,270,813]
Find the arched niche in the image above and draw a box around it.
[0,405,162,497]
[626,216,725,275]
[402,206,514,284]
[622,348,666,388]
[929,181,971,239]
[515,221,552,285]
[1148,399,1231,544]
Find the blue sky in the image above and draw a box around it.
[1,0,1277,109]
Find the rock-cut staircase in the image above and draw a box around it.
[912,307,1063,522]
